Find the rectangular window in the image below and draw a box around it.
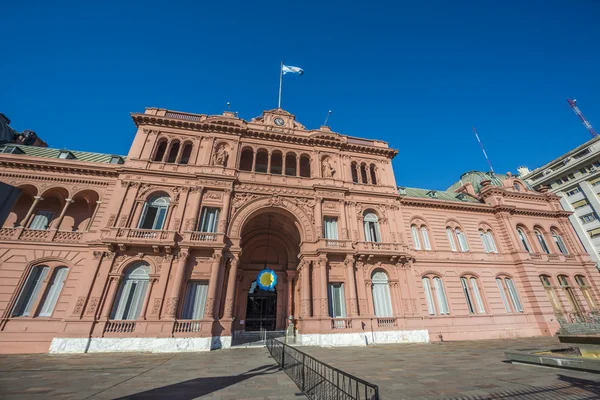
[411,226,421,250]
[470,278,485,313]
[496,278,512,313]
[328,283,346,318]
[446,228,457,252]
[573,199,588,209]
[461,278,475,314]
[555,179,563,185]
[580,213,597,224]
[198,207,220,232]
[421,227,431,250]
[589,228,600,238]
[422,278,436,315]
[566,187,580,196]
[433,277,450,315]
[323,217,339,240]
[181,281,208,319]
[505,279,524,313]
[29,211,54,230]
[573,148,591,159]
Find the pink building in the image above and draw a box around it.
[0,107,598,354]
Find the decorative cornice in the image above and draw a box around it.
[0,171,112,187]
[0,159,118,179]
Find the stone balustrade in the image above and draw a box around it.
[331,318,352,330]
[104,321,136,334]
[0,227,85,243]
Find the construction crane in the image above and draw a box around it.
[567,98,597,137]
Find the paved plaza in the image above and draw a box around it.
[1,337,600,399]
[302,336,600,399]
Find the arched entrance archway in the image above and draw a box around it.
[234,208,301,332]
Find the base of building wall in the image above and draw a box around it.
[49,336,232,354]
[297,329,429,346]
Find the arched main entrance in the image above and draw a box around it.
[234,208,301,332]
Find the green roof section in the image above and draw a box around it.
[1,144,125,164]
[398,187,481,203]
[447,170,533,194]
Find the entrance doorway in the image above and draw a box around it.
[245,281,277,331]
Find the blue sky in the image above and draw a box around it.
[3,1,600,190]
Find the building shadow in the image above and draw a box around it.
[113,364,280,400]
[440,373,600,400]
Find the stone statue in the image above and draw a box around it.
[322,158,336,178]
[213,145,228,166]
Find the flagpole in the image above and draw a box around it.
[278,61,283,109]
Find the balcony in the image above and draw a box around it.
[331,318,352,330]
[0,227,85,243]
[376,317,397,328]
[104,320,136,334]
[317,238,354,253]
[102,227,177,247]
[180,231,226,248]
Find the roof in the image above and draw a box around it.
[399,187,481,203]
[1,144,124,164]
[446,170,533,194]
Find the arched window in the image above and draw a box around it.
[363,211,381,242]
[369,164,377,185]
[517,227,532,253]
[535,229,550,254]
[575,275,597,310]
[446,227,457,252]
[166,141,180,163]
[461,276,485,314]
[179,143,193,164]
[270,151,283,174]
[300,155,311,177]
[153,139,167,162]
[552,230,569,255]
[455,228,469,252]
[411,225,421,250]
[239,148,253,171]
[255,149,268,173]
[12,265,69,318]
[540,275,562,313]
[285,153,297,176]
[422,276,449,315]
[421,226,431,250]
[351,162,359,183]
[111,263,150,320]
[139,194,170,230]
[372,271,393,317]
[479,230,498,253]
[360,163,368,184]
[496,276,524,313]
[558,275,583,314]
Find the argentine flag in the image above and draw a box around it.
[282,65,304,75]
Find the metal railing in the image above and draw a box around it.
[267,338,379,400]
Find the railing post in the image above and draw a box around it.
[281,342,286,370]
[301,352,306,392]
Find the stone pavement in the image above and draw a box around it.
[301,336,600,399]
[0,348,305,399]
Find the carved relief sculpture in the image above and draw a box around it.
[213,144,229,166]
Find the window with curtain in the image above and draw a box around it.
[446,228,457,251]
[181,281,209,319]
[421,226,431,250]
[411,225,421,250]
[552,230,569,255]
[496,277,523,313]
[139,195,170,230]
[363,212,381,242]
[372,271,393,317]
[323,217,339,240]
[540,275,562,313]
[535,230,550,254]
[455,228,469,252]
[575,275,597,310]
[422,276,449,315]
[517,228,532,253]
[12,266,50,317]
[505,278,524,313]
[328,283,346,318]
[198,207,220,232]
[29,211,53,230]
[558,275,583,314]
[111,263,150,320]
[38,267,69,317]
[460,276,485,314]
[480,230,498,253]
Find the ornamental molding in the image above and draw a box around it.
[235,183,314,197]
[0,160,119,179]
[0,173,111,188]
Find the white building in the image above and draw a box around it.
[519,136,600,269]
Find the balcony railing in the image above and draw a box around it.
[317,238,353,250]
[331,318,352,330]
[355,241,405,252]
[174,320,203,333]
[0,227,85,243]
[53,231,84,243]
[376,317,396,328]
[181,231,225,243]
[104,321,136,333]
[103,227,177,244]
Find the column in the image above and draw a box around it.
[204,251,223,319]
[19,196,42,227]
[130,200,144,228]
[339,200,348,239]
[165,249,189,317]
[282,152,286,175]
[218,189,232,233]
[366,165,372,184]
[50,198,74,230]
[287,271,294,317]
[267,151,272,174]
[299,260,311,318]
[344,255,358,316]
[186,186,204,231]
[355,260,369,316]
[85,200,102,231]
[318,256,328,317]
[223,255,240,319]
[140,277,158,319]
[315,197,323,238]
[100,276,121,319]
[296,156,300,177]
[354,164,361,183]
[251,150,257,172]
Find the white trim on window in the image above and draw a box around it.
[324,217,339,240]
[411,225,421,250]
[446,228,457,252]
[111,263,150,320]
[496,278,512,313]
[433,277,449,314]
[456,228,469,252]
[372,271,393,317]
[505,278,523,312]
[328,283,346,318]
[421,226,431,250]
[12,266,50,317]
[38,267,69,317]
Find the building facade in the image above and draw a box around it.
[519,136,600,269]
[0,107,598,354]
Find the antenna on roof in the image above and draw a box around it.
[323,110,332,126]
[472,126,495,173]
